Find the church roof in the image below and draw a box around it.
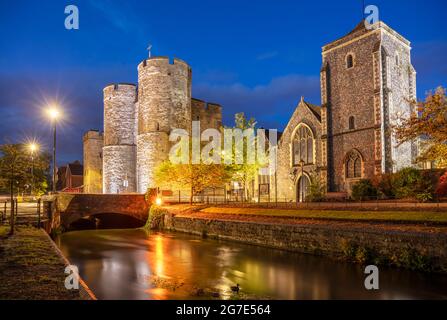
[322,20,411,52]
[304,101,321,121]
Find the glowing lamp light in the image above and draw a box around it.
[155,197,163,206]
[47,107,60,120]
[29,143,39,153]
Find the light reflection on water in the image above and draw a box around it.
[55,229,447,300]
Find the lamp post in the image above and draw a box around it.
[28,143,39,196]
[46,107,60,193]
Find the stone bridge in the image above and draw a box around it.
[45,193,150,230]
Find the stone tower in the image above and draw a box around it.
[83,130,103,193]
[136,57,192,192]
[320,21,417,192]
[103,83,137,193]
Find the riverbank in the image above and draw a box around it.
[0,226,93,300]
[161,205,447,273]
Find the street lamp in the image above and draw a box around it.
[46,106,60,193]
[28,142,39,196]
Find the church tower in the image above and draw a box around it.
[320,21,417,192]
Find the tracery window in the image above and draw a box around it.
[346,150,362,178]
[292,124,314,165]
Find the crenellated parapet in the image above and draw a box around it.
[191,98,222,131]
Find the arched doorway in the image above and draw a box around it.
[297,175,310,203]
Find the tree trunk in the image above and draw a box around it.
[190,186,193,205]
[9,169,14,235]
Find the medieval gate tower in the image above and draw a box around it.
[83,56,221,194]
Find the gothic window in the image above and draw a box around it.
[349,116,355,130]
[346,54,354,69]
[346,150,362,179]
[292,124,314,165]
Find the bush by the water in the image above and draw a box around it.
[351,179,378,201]
[145,205,167,230]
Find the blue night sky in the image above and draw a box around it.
[0,0,446,164]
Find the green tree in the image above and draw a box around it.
[394,87,447,168]
[0,143,50,196]
[225,113,269,201]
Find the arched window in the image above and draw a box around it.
[292,124,314,165]
[346,54,354,69]
[349,116,355,130]
[395,53,400,66]
[346,150,362,179]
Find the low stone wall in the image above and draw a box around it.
[164,214,447,273]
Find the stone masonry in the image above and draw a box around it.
[84,57,222,194]
[82,130,103,193]
[276,20,417,200]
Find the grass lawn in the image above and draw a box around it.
[0,225,83,300]
[199,207,447,224]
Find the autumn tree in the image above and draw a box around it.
[154,161,231,204]
[394,87,447,167]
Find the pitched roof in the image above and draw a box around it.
[304,101,321,121]
[68,161,83,176]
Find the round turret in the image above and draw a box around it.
[136,57,192,192]
[103,83,137,193]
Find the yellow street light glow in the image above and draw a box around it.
[46,107,60,120]
[29,143,39,152]
[155,197,163,206]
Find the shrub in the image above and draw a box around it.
[435,171,447,197]
[306,175,326,202]
[392,167,422,199]
[144,205,167,230]
[371,173,394,198]
[351,179,378,201]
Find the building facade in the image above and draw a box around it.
[84,20,417,200]
[83,57,222,194]
[275,21,417,201]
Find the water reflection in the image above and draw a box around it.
[56,229,447,300]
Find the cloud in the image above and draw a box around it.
[193,74,320,130]
[256,51,279,61]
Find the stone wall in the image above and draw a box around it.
[164,214,447,272]
[276,99,323,201]
[103,83,137,193]
[46,193,149,230]
[136,57,191,192]
[83,130,103,194]
[321,21,416,192]
[191,98,223,132]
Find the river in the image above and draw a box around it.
[55,228,447,300]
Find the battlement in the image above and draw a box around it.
[191,98,222,129]
[83,130,104,142]
[137,56,191,74]
[191,98,222,113]
[103,83,137,93]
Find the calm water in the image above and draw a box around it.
[56,229,447,300]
